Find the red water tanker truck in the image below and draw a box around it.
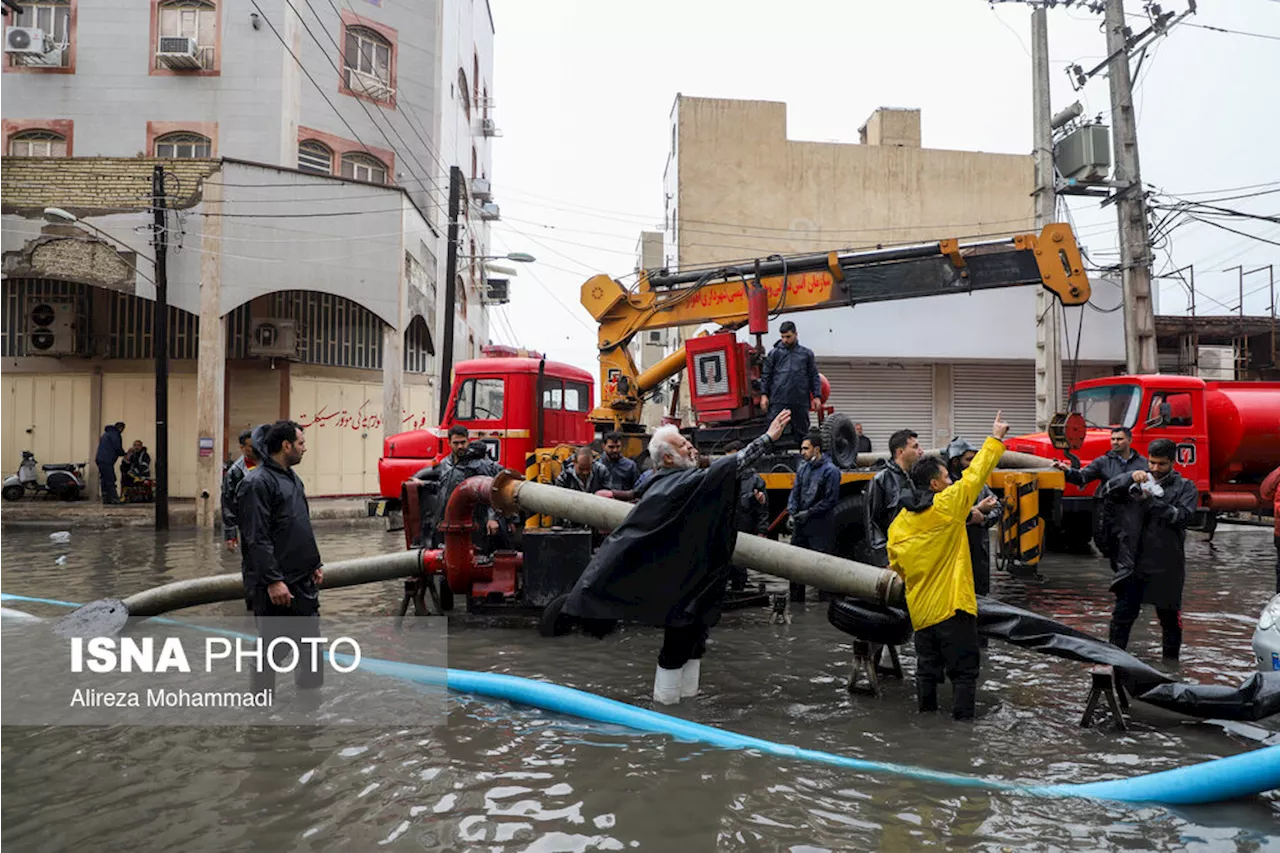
[1010,375,1280,547]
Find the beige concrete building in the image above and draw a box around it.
[662,96,1125,451]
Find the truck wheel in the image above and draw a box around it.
[826,598,912,646]
[2,484,23,502]
[820,413,859,469]
[831,496,864,561]
[539,593,575,637]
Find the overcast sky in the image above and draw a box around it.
[486,0,1280,378]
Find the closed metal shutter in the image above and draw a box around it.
[952,362,1037,442]
[817,360,934,454]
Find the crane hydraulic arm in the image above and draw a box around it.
[580,224,1091,430]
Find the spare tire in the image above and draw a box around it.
[821,413,859,470]
[827,597,912,646]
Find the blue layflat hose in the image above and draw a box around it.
[3,591,1278,805]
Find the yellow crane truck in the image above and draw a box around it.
[523,225,1093,572]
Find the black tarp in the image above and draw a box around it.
[561,456,740,627]
[976,597,1280,722]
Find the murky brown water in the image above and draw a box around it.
[2,520,1278,851]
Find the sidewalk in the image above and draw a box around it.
[0,496,384,530]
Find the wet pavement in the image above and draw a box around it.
[2,523,1278,851]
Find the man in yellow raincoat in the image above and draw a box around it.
[887,410,1009,720]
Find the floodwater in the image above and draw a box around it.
[2,520,1278,851]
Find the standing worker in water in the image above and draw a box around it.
[888,411,1009,720]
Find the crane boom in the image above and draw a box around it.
[580,224,1091,430]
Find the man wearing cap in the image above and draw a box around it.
[946,437,1003,597]
[760,321,820,444]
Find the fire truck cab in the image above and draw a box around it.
[376,347,595,507]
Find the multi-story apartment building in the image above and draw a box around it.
[0,0,502,517]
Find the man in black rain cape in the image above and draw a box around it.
[563,409,792,705]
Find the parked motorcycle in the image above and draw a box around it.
[2,451,87,502]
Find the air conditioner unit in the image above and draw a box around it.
[347,67,394,101]
[26,300,76,356]
[479,118,500,137]
[248,318,299,360]
[484,278,510,305]
[157,36,203,70]
[478,202,500,221]
[5,26,49,55]
[471,177,492,202]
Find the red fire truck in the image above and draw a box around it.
[1010,375,1280,547]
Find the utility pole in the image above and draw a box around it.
[152,165,170,532]
[1031,4,1062,427]
[438,166,464,422]
[1104,0,1157,375]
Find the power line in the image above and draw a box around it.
[1187,217,1280,248]
[1182,21,1280,42]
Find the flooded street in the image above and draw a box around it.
[2,522,1278,851]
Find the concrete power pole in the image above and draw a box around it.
[1104,0,1157,375]
[1031,5,1063,428]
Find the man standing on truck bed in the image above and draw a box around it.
[866,429,922,567]
[1051,426,1147,572]
[760,321,820,444]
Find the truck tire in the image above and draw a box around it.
[831,496,865,561]
[539,593,575,637]
[821,413,859,470]
[826,597,912,646]
[2,484,23,502]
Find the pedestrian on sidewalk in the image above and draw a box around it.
[94,422,126,504]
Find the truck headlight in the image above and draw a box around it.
[1260,595,1280,632]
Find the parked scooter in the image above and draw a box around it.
[2,451,87,502]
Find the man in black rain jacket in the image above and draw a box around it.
[563,410,792,705]
[1099,438,1197,660]
[1052,426,1148,569]
[866,428,922,567]
[236,419,324,692]
[760,321,820,444]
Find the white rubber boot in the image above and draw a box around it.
[680,659,701,698]
[653,665,682,705]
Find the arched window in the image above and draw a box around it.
[154,131,211,158]
[297,140,333,174]
[8,130,68,157]
[403,315,434,374]
[457,68,470,119]
[343,25,392,102]
[340,152,387,185]
[156,0,217,70]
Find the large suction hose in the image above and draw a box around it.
[855,447,1057,471]
[489,473,905,606]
